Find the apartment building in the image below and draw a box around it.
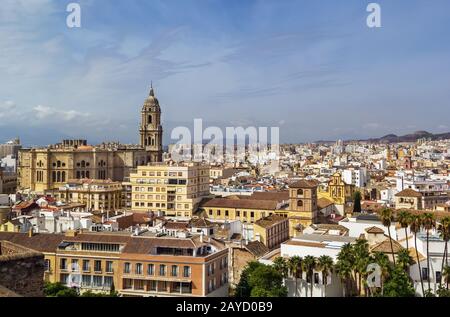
[0,230,229,297]
[44,179,123,212]
[130,162,210,217]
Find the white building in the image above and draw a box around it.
[342,167,368,188]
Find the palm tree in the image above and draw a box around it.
[335,260,352,297]
[353,238,370,296]
[442,266,450,290]
[397,210,412,250]
[397,248,413,271]
[316,255,334,297]
[287,256,302,297]
[438,217,450,286]
[373,252,391,296]
[410,215,425,295]
[380,208,396,266]
[422,213,436,292]
[273,257,289,279]
[302,255,316,297]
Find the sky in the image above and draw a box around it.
[0,0,450,146]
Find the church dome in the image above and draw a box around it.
[143,86,160,108]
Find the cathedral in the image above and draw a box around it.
[17,86,164,193]
[139,85,163,162]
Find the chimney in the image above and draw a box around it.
[200,231,204,243]
[28,227,34,238]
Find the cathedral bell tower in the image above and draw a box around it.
[139,84,163,162]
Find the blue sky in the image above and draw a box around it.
[0,0,450,146]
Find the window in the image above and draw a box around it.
[171,265,178,277]
[134,280,144,290]
[44,259,51,272]
[60,258,67,270]
[297,200,303,207]
[94,260,102,272]
[82,275,91,287]
[104,276,113,288]
[314,273,320,284]
[160,264,166,276]
[71,259,79,272]
[136,263,143,275]
[93,276,103,288]
[183,266,191,278]
[123,279,133,290]
[422,268,429,281]
[436,271,442,284]
[60,274,69,285]
[147,264,154,275]
[225,210,229,217]
[124,262,131,274]
[106,261,113,273]
[82,260,90,272]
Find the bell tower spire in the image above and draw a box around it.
[139,83,163,162]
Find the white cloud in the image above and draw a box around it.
[33,105,88,121]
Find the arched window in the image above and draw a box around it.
[297,200,303,207]
[52,171,56,182]
[148,115,153,124]
[86,171,90,179]
[81,160,86,168]
[57,171,61,182]
[76,171,81,179]
[297,189,304,196]
[62,171,66,182]
[57,161,61,168]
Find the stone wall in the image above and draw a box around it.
[0,240,45,297]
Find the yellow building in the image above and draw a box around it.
[253,215,289,250]
[201,196,285,224]
[18,139,149,194]
[286,180,319,236]
[318,172,355,206]
[45,179,123,212]
[130,162,210,217]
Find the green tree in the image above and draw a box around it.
[372,252,391,296]
[397,248,413,271]
[302,255,316,297]
[382,266,415,297]
[421,213,436,292]
[380,208,396,266]
[353,191,362,214]
[287,256,302,297]
[397,210,412,250]
[44,282,78,297]
[336,243,356,296]
[353,238,370,296]
[410,215,425,295]
[442,265,450,291]
[273,257,289,279]
[437,216,450,287]
[235,261,287,297]
[316,255,334,297]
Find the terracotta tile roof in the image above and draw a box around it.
[317,198,334,209]
[254,214,288,228]
[190,218,213,228]
[365,226,385,234]
[395,189,422,198]
[244,241,269,258]
[289,180,319,189]
[370,238,403,254]
[0,232,64,253]
[201,198,279,210]
[164,221,190,230]
[244,191,289,202]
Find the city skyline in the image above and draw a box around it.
[1,0,450,146]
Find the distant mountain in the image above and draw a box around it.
[315,130,450,144]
